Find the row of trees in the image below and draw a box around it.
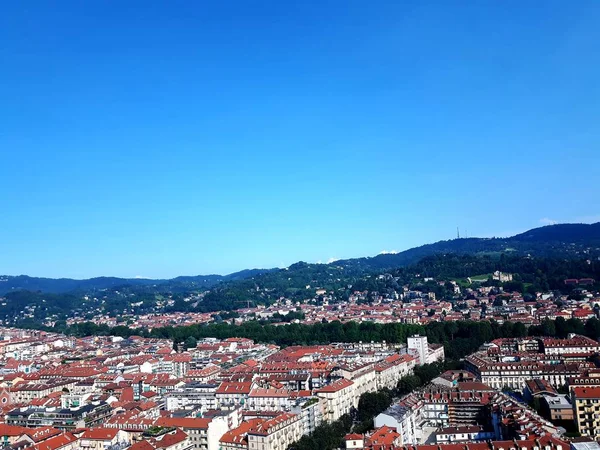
[61,316,600,361]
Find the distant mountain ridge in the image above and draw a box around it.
[333,222,600,272]
[1,222,599,296]
[0,269,275,295]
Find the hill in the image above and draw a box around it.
[0,269,275,296]
[190,222,600,312]
[1,222,599,322]
[335,222,600,272]
[1,223,598,297]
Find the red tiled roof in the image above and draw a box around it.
[316,378,354,393]
[155,417,211,429]
[31,432,77,450]
[219,419,264,445]
[80,428,119,440]
[248,412,299,436]
[0,424,30,436]
[573,386,600,399]
[216,382,252,394]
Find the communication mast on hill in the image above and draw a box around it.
[456,227,460,239]
[236,300,254,309]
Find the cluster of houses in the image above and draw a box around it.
[65,274,600,330]
[0,327,444,450]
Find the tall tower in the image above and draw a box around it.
[407,335,429,365]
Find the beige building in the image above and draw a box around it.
[247,413,303,450]
[10,380,76,404]
[78,428,130,450]
[316,378,356,422]
[374,354,416,391]
[155,416,228,450]
[572,386,600,438]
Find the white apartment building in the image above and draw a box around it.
[407,335,429,365]
[156,416,228,450]
[375,397,423,446]
[215,382,254,409]
[246,389,295,412]
[334,364,377,399]
[165,382,219,411]
[541,335,600,356]
[79,429,130,450]
[290,398,324,436]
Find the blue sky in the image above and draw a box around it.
[1,1,599,279]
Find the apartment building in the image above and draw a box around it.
[78,428,130,450]
[316,378,356,422]
[572,386,600,438]
[466,353,589,390]
[374,395,423,445]
[246,413,303,450]
[219,419,263,450]
[541,335,600,356]
[374,354,416,391]
[130,429,193,450]
[435,425,494,443]
[216,382,254,409]
[246,389,294,412]
[10,380,76,404]
[290,397,323,435]
[165,382,218,411]
[407,335,428,365]
[155,417,228,450]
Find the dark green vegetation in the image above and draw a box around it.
[334,222,600,272]
[1,223,599,325]
[4,252,598,328]
[56,317,600,363]
[400,253,600,295]
[290,362,449,450]
[201,252,600,312]
[289,413,352,450]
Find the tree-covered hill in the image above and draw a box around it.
[1,222,599,322]
[0,268,275,295]
[2,222,598,297]
[334,222,600,272]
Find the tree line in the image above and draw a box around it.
[59,316,600,361]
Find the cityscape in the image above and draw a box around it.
[2,1,600,450]
[0,247,600,450]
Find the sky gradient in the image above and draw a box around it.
[1,1,599,278]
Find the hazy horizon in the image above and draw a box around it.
[1,220,599,279]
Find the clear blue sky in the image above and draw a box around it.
[1,1,599,279]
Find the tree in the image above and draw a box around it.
[397,375,421,395]
[357,391,392,422]
[541,318,556,337]
[184,336,197,349]
[513,322,527,337]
